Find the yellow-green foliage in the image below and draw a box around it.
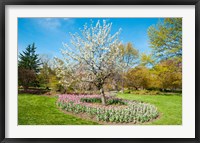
[153,58,182,90]
[125,66,151,90]
[148,18,182,60]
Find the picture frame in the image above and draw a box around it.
[0,0,199,142]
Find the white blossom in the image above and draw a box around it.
[54,20,125,92]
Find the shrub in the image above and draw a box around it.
[106,98,127,105]
[81,97,102,103]
[123,90,131,94]
[130,90,161,95]
[81,97,126,105]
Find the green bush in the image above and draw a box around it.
[106,98,127,105]
[80,97,102,103]
[80,97,127,105]
[130,90,161,95]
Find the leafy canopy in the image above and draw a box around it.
[119,42,139,69]
[148,18,182,61]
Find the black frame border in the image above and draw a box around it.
[0,0,200,143]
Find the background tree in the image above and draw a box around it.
[18,43,40,90]
[118,42,139,92]
[152,58,182,91]
[55,20,123,105]
[148,18,182,61]
[18,43,40,72]
[37,55,52,90]
[146,18,182,92]
[125,66,150,90]
[54,58,79,93]
[18,68,37,91]
[119,42,139,68]
[140,53,155,67]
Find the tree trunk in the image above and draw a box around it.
[100,88,106,105]
[122,71,124,93]
[134,86,138,90]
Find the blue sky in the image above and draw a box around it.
[18,18,163,58]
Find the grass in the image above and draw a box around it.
[18,93,182,125]
[117,93,182,125]
[18,94,98,125]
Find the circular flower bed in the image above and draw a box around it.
[57,94,159,124]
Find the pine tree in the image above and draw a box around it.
[18,43,40,91]
[18,43,40,73]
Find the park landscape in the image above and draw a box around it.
[18,18,182,125]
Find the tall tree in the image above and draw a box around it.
[148,18,182,61]
[55,20,123,105]
[18,43,40,90]
[18,43,40,73]
[140,53,155,67]
[37,55,51,89]
[118,43,139,92]
[119,42,139,69]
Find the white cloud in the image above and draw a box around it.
[36,18,74,31]
[37,18,61,30]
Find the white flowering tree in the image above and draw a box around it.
[54,58,77,92]
[55,20,123,105]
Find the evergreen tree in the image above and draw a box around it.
[18,43,40,73]
[18,43,40,91]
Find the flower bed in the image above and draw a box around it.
[57,94,159,123]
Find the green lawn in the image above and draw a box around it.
[18,93,182,125]
[18,94,98,125]
[117,93,182,125]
